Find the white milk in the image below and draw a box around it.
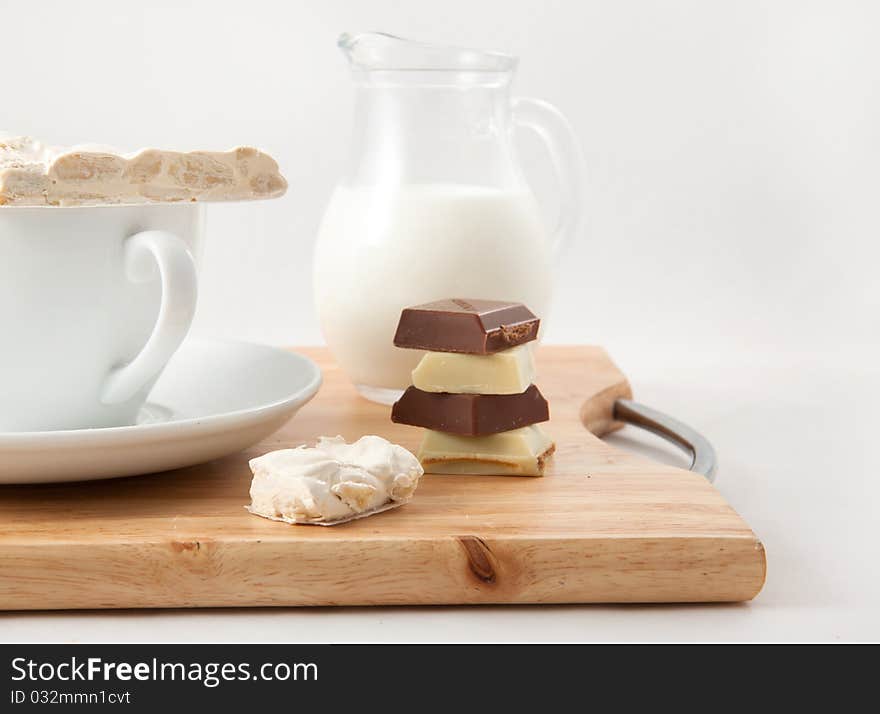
[313,184,553,398]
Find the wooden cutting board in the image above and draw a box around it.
[0,346,765,609]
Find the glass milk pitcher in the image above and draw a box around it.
[314,33,584,403]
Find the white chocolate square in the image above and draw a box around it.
[411,344,536,395]
[417,424,555,476]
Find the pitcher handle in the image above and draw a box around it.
[101,230,198,405]
[513,97,586,261]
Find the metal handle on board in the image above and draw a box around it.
[612,399,717,481]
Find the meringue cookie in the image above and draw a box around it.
[247,435,423,525]
[0,133,286,206]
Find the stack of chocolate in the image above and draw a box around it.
[391,299,555,476]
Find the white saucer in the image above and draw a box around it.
[0,338,322,484]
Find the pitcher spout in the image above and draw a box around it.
[337,32,516,73]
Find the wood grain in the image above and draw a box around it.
[0,346,766,609]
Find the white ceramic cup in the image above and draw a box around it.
[0,204,201,431]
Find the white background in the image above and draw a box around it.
[1,0,877,642]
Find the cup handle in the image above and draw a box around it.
[100,230,198,405]
[512,96,586,261]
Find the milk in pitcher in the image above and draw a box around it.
[315,33,585,402]
[314,184,552,400]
